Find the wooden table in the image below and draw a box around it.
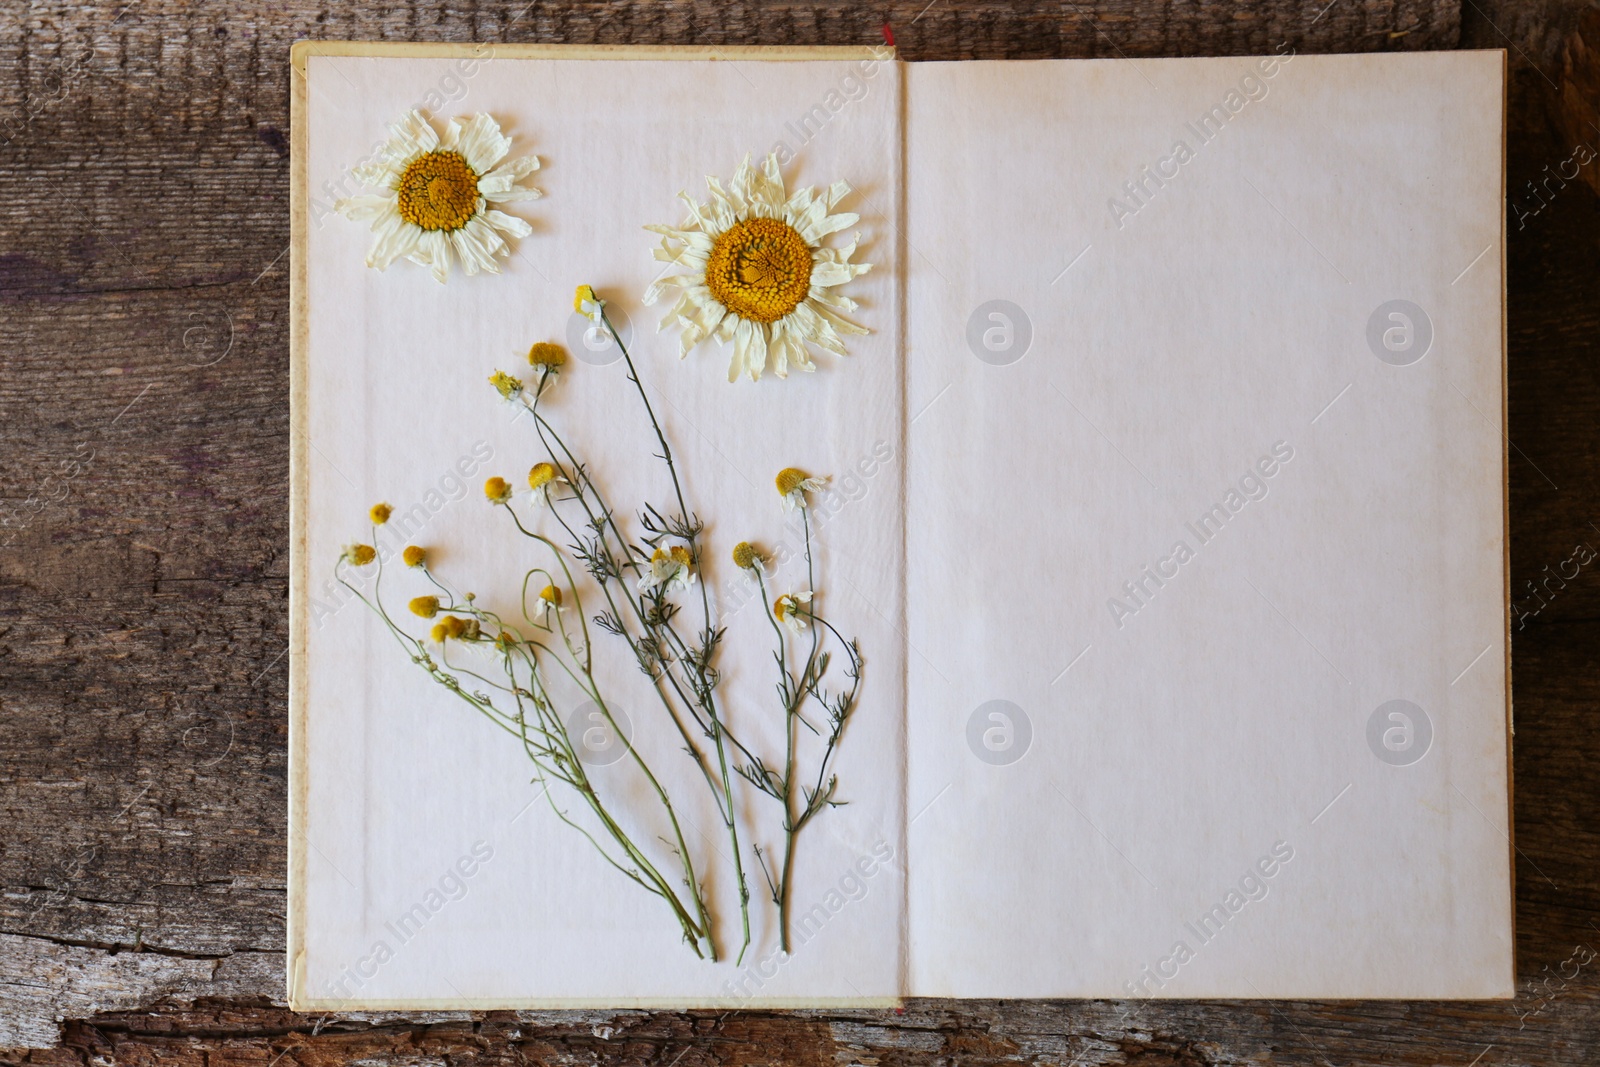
[2,1,1595,1063]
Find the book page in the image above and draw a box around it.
[904,51,1510,997]
[291,47,906,1008]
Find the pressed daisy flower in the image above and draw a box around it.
[484,476,513,504]
[574,284,605,323]
[775,467,828,512]
[526,462,566,508]
[429,620,451,643]
[480,476,512,508]
[343,544,377,566]
[527,342,567,370]
[370,502,393,525]
[644,153,872,382]
[637,545,695,594]
[409,596,440,618]
[731,541,764,573]
[402,545,427,568]
[334,110,541,284]
[489,370,524,400]
[773,591,813,637]
[534,583,563,622]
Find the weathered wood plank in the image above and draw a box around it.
[5,0,1599,1063]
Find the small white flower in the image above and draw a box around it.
[775,467,828,512]
[334,110,540,284]
[773,591,813,636]
[526,462,567,508]
[489,370,524,402]
[731,541,765,575]
[534,584,564,623]
[574,284,606,323]
[637,545,695,594]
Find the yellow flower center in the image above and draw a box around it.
[775,467,809,496]
[396,150,480,232]
[528,462,557,490]
[704,217,813,324]
[539,584,562,606]
[527,342,567,368]
[732,541,760,569]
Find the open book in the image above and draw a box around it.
[288,43,1511,1007]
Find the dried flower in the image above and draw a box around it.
[637,545,695,594]
[527,461,567,508]
[527,342,568,369]
[643,153,871,382]
[402,545,427,568]
[332,110,540,284]
[370,502,393,525]
[775,467,828,511]
[430,614,471,642]
[534,583,563,622]
[484,476,513,504]
[409,596,440,618]
[343,544,377,566]
[732,541,764,572]
[773,590,813,636]
[574,284,605,323]
[490,370,524,400]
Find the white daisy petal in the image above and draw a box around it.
[335,193,395,221]
[351,159,403,189]
[769,320,796,379]
[811,299,871,337]
[782,186,817,219]
[479,154,542,203]
[803,210,860,243]
[458,217,508,274]
[809,261,859,287]
[389,110,440,159]
[483,208,532,240]
[761,152,787,203]
[369,215,422,271]
[809,287,859,313]
[454,113,513,173]
[747,324,770,381]
[791,302,848,355]
[420,230,451,283]
[731,318,755,383]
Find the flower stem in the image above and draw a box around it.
[600,306,753,965]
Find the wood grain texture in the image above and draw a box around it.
[2,0,1597,1062]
